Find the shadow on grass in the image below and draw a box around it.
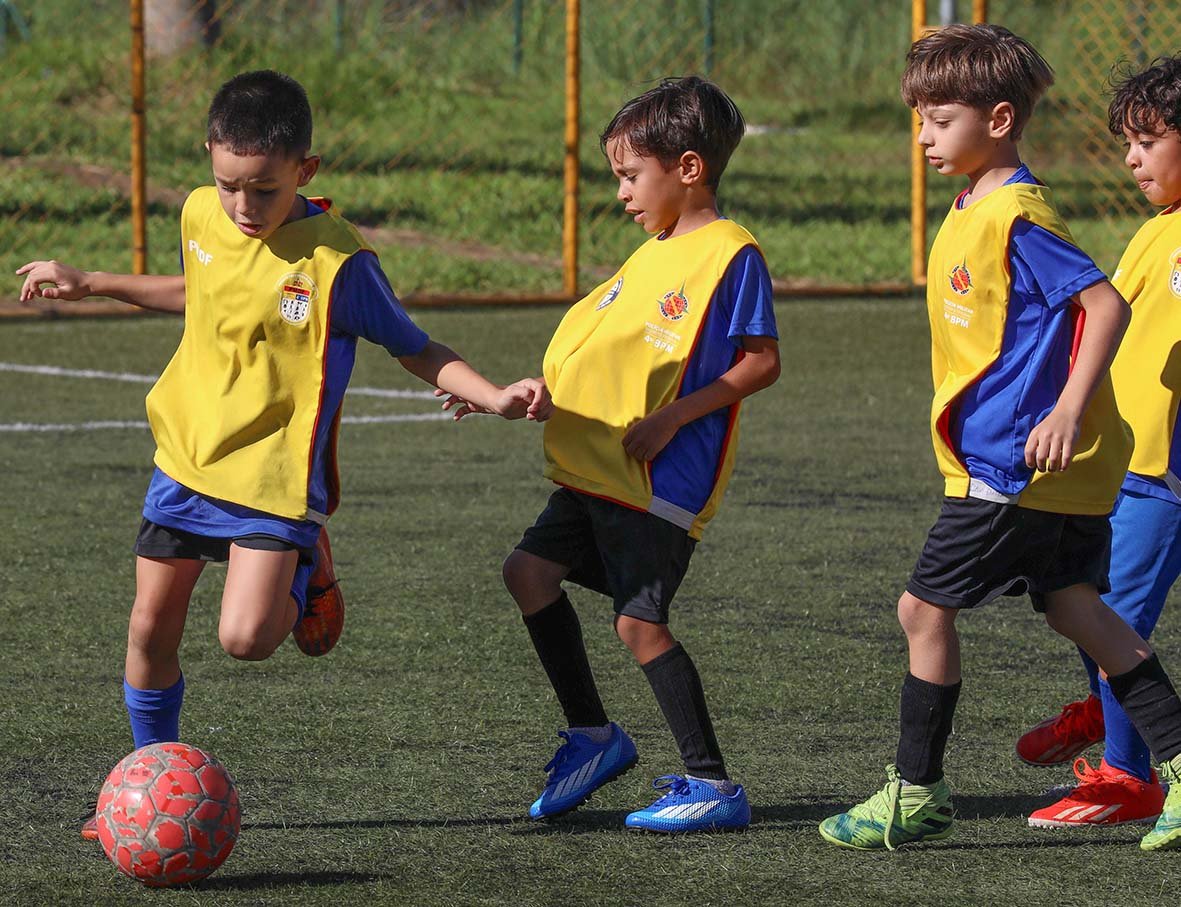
[195,870,400,890]
[244,815,522,831]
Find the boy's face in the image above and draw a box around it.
[1122,121,1181,207]
[606,137,692,235]
[915,103,1003,178]
[207,142,320,241]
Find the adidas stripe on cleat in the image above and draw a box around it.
[1016,694,1105,767]
[819,764,954,850]
[624,775,750,833]
[1028,758,1163,828]
[528,723,638,820]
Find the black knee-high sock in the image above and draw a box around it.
[1107,654,1181,764]
[641,644,727,780]
[523,592,609,728]
[896,673,961,785]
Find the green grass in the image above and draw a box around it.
[2,0,1173,293]
[2,302,1179,905]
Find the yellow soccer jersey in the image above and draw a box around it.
[542,219,773,539]
[146,187,369,521]
[926,171,1130,515]
[1110,205,1181,492]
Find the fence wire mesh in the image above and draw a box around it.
[2,1,1178,307]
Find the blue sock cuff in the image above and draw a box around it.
[123,674,185,710]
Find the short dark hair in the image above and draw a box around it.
[599,76,745,188]
[1108,55,1181,137]
[206,70,312,158]
[901,24,1054,141]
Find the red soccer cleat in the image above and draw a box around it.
[81,813,98,841]
[1016,694,1105,766]
[291,528,344,656]
[1028,758,1164,828]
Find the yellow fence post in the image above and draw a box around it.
[972,0,989,24]
[130,0,148,275]
[563,0,580,301]
[910,0,927,287]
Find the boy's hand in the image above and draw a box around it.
[623,407,681,462]
[16,260,91,302]
[1025,406,1081,473]
[433,378,552,422]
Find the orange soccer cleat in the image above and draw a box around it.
[1016,694,1105,767]
[1028,758,1164,828]
[81,813,98,841]
[291,528,344,656]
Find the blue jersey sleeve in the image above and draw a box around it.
[329,252,430,357]
[718,245,778,345]
[1009,220,1106,311]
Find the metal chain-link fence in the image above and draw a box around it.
[3,1,1177,309]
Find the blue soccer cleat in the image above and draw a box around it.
[625,774,751,833]
[529,723,638,820]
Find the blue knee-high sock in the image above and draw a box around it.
[1078,647,1101,698]
[1100,676,1153,781]
[123,675,185,748]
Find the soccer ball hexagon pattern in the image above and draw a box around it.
[95,742,240,887]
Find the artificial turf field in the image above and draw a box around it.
[1,299,1178,905]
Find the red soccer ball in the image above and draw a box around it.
[95,742,241,887]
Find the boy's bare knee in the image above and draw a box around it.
[218,628,277,661]
[502,550,527,595]
[614,614,674,657]
[897,591,946,638]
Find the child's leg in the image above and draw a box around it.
[124,556,205,747]
[893,592,963,784]
[219,544,300,661]
[615,614,727,780]
[1044,585,1181,766]
[1097,493,1181,779]
[503,548,608,728]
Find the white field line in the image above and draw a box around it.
[0,361,447,432]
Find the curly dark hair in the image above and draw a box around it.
[1108,55,1181,137]
[599,76,745,189]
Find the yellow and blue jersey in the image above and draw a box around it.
[927,165,1131,516]
[542,218,777,540]
[1110,204,1181,504]
[143,192,428,544]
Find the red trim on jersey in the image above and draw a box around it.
[554,482,647,513]
[1068,304,1085,375]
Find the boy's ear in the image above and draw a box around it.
[678,150,708,186]
[297,155,321,187]
[988,102,1016,140]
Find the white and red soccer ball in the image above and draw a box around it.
[95,742,240,887]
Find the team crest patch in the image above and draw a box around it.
[596,276,623,311]
[948,261,972,296]
[1169,248,1181,298]
[277,272,317,324]
[659,283,689,321]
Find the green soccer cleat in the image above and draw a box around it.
[1141,755,1181,852]
[819,764,955,851]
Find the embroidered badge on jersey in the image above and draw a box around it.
[596,276,623,311]
[659,283,689,321]
[1169,248,1181,298]
[948,262,972,296]
[278,272,317,324]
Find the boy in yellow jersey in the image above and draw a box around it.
[498,77,780,833]
[819,25,1181,852]
[16,70,548,838]
[1020,55,1181,830]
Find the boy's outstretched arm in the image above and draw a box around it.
[623,336,781,462]
[399,339,550,421]
[1024,280,1130,473]
[16,260,186,313]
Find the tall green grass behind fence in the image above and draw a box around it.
[4,0,1177,299]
